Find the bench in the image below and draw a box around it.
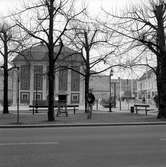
[29,100,79,116]
[56,103,79,117]
[134,104,150,116]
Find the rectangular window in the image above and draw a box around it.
[33,92,43,101]
[71,66,80,91]
[20,92,30,104]
[34,65,43,90]
[59,67,68,91]
[20,65,30,90]
[71,93,79,104]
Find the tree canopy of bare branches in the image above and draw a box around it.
[103,0,166,118]
[67,12,119,117]
[0,22,28,114]
[13,0,84,121]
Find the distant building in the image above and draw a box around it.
[89,75,118,100]
[11,44,85,106]
[137,68,157,101]
[120,79,137,99]
[89,74,137,101]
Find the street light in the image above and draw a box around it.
[16,67,20,124]
[109,69,113,112]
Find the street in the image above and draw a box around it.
[0,125,166,167]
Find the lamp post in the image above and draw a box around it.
[16,67,20,124]
[109,69,113,112]
[35,73,39,113]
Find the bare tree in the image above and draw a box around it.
[14,0,84,121]
[103,0,166,118]
[0,23,11,114]
[67,13,118,118]
[0,22,27,114]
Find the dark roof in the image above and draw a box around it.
[13,44,83,63]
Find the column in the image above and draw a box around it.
[29,64,34,105]
[55,69,59,98]
[43,65,47,100]
[12,70,17,106]
[67,68,71,105]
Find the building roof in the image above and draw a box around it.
[12,44,83,63]
[138,68,156,81]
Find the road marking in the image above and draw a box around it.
[160,138,166,141]
[0,141,59,146]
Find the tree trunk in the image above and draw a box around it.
[3,38,8,114]
[157,56,166,118]
[3,65,8,114]
[48,60,55,121]
[84,33,90,114]
[155,3,166,118]
[85,75,89,113]
[47,0,55,121]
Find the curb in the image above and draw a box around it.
[0,122,166,128]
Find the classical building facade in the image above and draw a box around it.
[11,44,85,106]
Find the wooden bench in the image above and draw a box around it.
[134,104,150,116]
[29,100,79,116]
[56,103,79,117]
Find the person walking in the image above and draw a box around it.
[87,89,95,119]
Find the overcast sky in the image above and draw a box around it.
[0,0,144,18]
[0,0,147,78]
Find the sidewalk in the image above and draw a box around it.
[0,105,165,128]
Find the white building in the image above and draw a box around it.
[11,44,85,106]
[137,68,157,101]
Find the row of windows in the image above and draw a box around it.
[20,65,30,90]
[138,80,157,90]
[20,92,79,104]
[34,65,43,90]
[20,65,80,91]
